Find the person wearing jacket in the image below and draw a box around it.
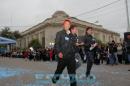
[84,27,97,78]
[52,19,77,86]
[69,25,84,69]
[69,25,79,54]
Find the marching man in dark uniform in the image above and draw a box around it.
[84,27,98,78]
[52,19,77,86]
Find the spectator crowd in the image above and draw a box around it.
[0,40,130,65]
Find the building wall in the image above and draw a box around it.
[45,25,62,47]
[17,11,121,49]
[17,27,46,49]
[17,25,120,49]
[76,26,120,44]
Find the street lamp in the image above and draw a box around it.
[91,20,99,27]
[49,42,55,48]
[94,21,99,24]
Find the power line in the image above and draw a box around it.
[0,0,122,27]
[86,7,125,19]
[75,0,121,17]
[50,0,123,23]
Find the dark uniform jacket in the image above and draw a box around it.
[55,30,76,58]
[84,34,96,52]
[69,33,79,53]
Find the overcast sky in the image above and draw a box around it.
[0,0,130,37]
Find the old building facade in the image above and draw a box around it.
[17,11,120,49]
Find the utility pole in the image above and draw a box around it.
[125,0,130,32]
[124,0,130,66]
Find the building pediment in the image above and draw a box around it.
[52,11,69,18]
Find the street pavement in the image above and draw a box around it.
[0,57,130,86]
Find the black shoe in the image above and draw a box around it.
[52,77,57,83]
[89,76,93,79]
[86,74,90,78]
